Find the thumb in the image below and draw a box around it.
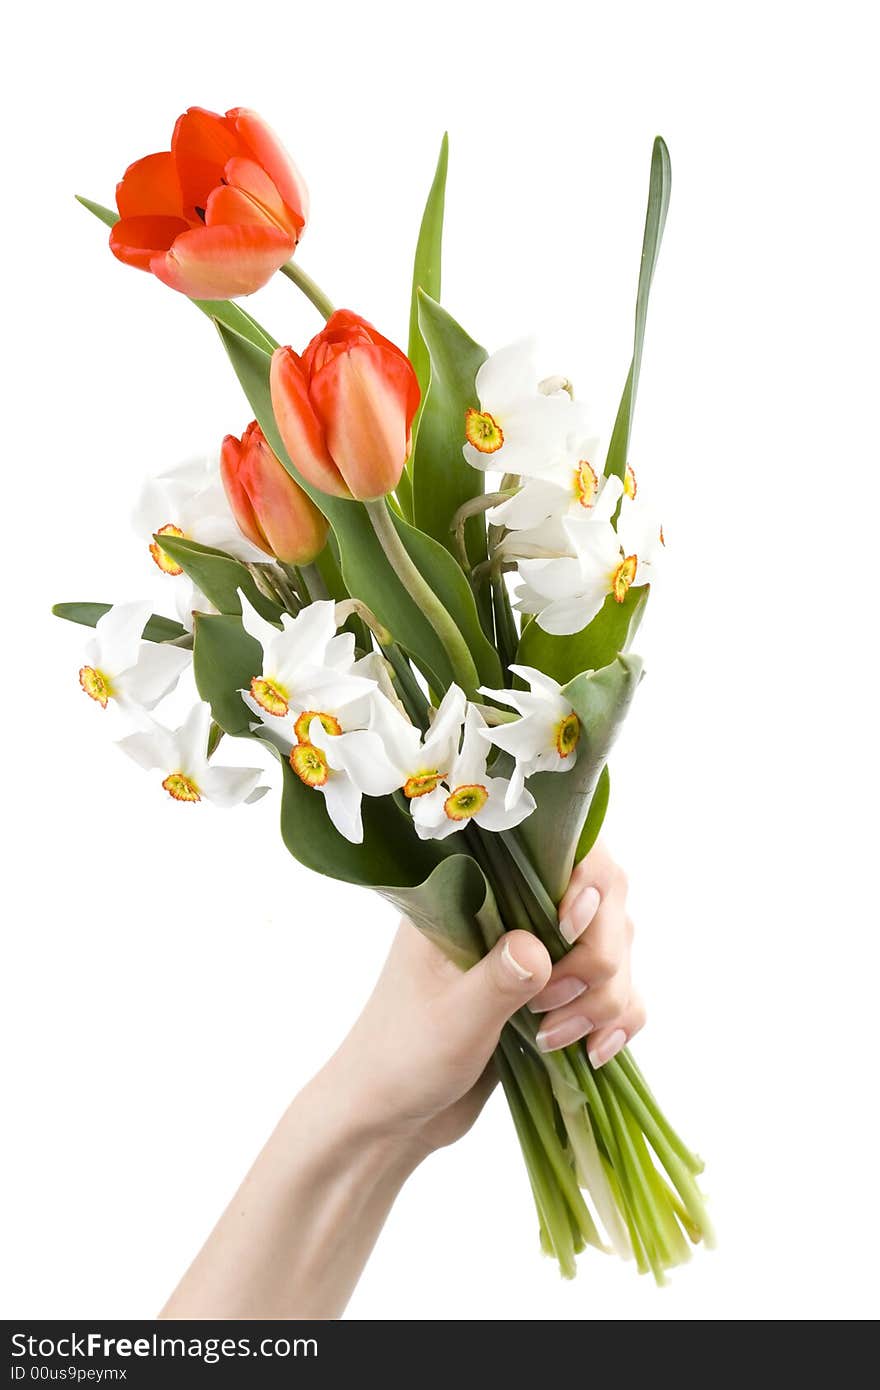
[454,931,553,1055]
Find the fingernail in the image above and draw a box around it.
[559,885,601,945]
[502,938,533,981]
[527,978,587,1013]
[588,1028,627,1068]
[535,1014,594,1052]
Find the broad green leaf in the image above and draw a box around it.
[52,601,186,644]
[412,292,488,568]
[408,136,449,415]
[516,584,649,685]
[520,655,643,903]
[75,196,279,351]
[192,613,261,735]
[153,534,282,622]
[604,137,671,482]
[276,740,494,969]
[575,764,610,863]
[214,320,502,690]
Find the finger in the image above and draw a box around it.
[530,899,632,1015]
[452,931,552,1056]
[557,855,627,948]
[587,991,647,1069]
[534,965,631,1052]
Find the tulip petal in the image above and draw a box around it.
[230,107,310,229]
[270,348,349,498]
[151,223,293,300]
[110,215,191,270]
[309,343,414,499]
[171,106,243,219]
[220,434,273,555]
[212,156,299,233]
[115,151,184,219]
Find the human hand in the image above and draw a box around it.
[328,840,643,1159]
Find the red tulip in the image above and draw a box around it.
[110,107,308,300]
[269,311,420,501]
[220,421,328,564]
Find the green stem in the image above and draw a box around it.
[364,498,480,696]
[384,645,430,729]
[279,261,335,320]
[299,561,330,600]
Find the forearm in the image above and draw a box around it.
[159,1054,423,1321]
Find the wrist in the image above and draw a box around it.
[290,1050,431,1182]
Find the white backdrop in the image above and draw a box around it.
[3,0,878,1321]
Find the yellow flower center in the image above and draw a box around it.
[162,771,200,802]
[554,712,581,758]
[79,666,113,708]
[611,554,638,603]
[149,523,186,576]
[251,676,289,717]
[290,742,330,788]
[465,408,504,454]
[624,465,638,500]
[572,459,599,508]
[443,783,489,822]
[403,769,446,799]
[294,710,343,743]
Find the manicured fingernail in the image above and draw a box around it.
[559,885,601,945]
[588,1028,627,1068]
[502,938,534,981]
[535,1014,594,1052]
[527,978,587,1013]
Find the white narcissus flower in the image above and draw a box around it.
[238,596,377,745]
[78,601,191,714]
[133,453,267,577]
[462,342,578,477]
[489,442,621,541]
[410,706,536,841]
[515,474,664,635]
[290,716,401,844]
[369,684,466,799]
[117,702,265,807]
[477,665,581,807]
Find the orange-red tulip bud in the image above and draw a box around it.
[220,422,328,565]
[270,311,421,501]
[110,107,309,299]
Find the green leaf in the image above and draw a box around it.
[412,292,488,567]
[214,319,502,690]
[75,195,278,351]
[52,601,186,644]
[604,137,671,483]
[192,613,261,735]
[153,534,282,623]
[575,764,610,864]
[277,743,496,969]
[516,584,649,685]
[408,135,449,409]
[520,655,643,903]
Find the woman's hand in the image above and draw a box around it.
[333,839,644,1156]
[161,841,642,1319]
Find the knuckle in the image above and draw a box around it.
[629,998,647,1034]
[590,977,628,1022]
[615,866,629,896]
[585,948,618,983]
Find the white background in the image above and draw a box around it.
[3,0,879,1321]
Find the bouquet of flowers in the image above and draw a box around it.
[56,106,710,1282]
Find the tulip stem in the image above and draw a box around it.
[364,498,481,697]
[279,262,335,321]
